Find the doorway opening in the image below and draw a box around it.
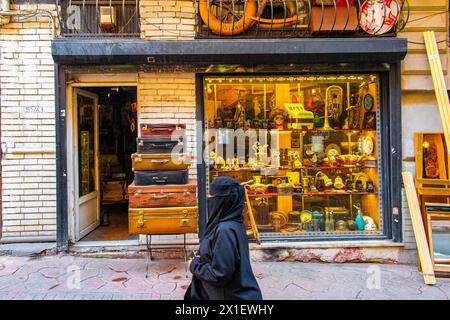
[72,86,138,242]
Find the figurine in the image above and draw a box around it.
[334,176,345,190]
[355,179,364,193]
[363,216,377,231]
[270,107,288,130]
[366,180,375,193]
[345,175,353,193]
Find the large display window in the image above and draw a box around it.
[203,74,383,238]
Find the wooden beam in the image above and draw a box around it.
[424,31,450,170]
[402,172,436,285]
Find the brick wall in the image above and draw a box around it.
[138,70,199,242]
[140,0,196,40]
[138,70,197,177]
[399,0,449,90]
[399,91,444,252]
[0,4,57,239]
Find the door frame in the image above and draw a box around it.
[72,88,100,240]
[66,80,138,243]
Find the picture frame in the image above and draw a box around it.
[414,132,448,180]
[425,203,450,275]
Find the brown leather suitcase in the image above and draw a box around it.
[128,207,198,235]
[140,123,186,137]
[128,180,197,208]
[131,153,192,171]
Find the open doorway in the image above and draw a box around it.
[71,86,138,242]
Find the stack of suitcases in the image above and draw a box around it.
[128,123,198,235]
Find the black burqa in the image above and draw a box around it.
[184,176,263,300]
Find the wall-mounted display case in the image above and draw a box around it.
[203,74,383,239]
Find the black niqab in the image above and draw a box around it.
[204,177,245,238]
[184,176,263,300]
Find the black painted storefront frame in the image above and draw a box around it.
[53,38,407,247]
[196,64,402,243]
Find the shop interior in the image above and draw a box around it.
[78,86,138,241]
[204,74,382,238]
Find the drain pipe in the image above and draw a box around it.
[0,0,10,26]
[0,0,56,36]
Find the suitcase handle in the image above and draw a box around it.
[149,143,173,149]
[150,127,175,132]
[153,193,174,199]
[151,159,170,164]
[152,176,169,183]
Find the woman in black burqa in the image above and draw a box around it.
[184,176,263,300]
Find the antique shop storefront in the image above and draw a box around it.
[48,0,411,254]
[52,37,407,247]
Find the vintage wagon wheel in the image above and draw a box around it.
[199,0,258,35]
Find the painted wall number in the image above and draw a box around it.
[24,106,43,113]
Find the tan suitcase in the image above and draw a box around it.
[128,180,197,208]
[128,207,198,235]
[131,153,192,171]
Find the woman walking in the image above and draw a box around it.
[184,176,263,300]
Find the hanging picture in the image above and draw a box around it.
[414,133,448,180]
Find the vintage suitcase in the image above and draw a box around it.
[128,180,197,208]
[131,153,192,171]
[136,136,183,154]
[140,123,186,137]
[134,170,189,186]
[128,207,198,235]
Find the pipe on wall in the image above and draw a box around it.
[0,0,10,26]
[0,0,56,36]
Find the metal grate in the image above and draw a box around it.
[195,0,410,38]
[56,0,140,37]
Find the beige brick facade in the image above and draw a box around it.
[138,70,198,178]
[0,1,446,261]
[0,3,57,240]
[398,0,449,253]
[140,0,196,40]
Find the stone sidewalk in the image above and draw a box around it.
[0,254,449,300]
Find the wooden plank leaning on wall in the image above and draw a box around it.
[402,172,436,285]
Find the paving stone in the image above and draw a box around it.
[0,256,448,300]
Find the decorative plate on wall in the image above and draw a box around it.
[360,0,400,35]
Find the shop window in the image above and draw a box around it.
[203,74,383,238]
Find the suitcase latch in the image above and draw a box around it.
[136,211,145,228]
[138,140,144,147]
[180,219,190,227]
[137,214,145,228]
[135,155,142,163]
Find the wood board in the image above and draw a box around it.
[402,172,436,285]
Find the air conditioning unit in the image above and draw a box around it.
[100,6,116,29]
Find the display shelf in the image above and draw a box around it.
[246,191,378,198]
[209,163,378,173]
[209,128,377,133]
